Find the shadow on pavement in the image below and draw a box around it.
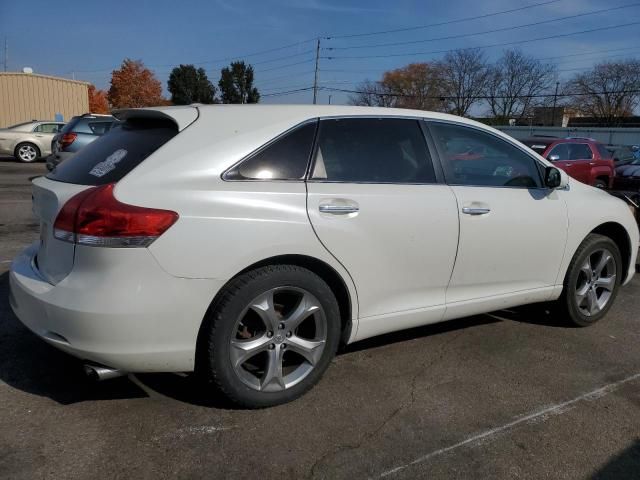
[0,271,147,405]
[0,266,569,408]
[592,439,640,479]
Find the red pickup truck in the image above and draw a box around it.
[520,137,615,188]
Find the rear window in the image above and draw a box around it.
[47,118,178,185]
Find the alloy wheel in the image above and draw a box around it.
[574,248,617,317]
[18,145,37,162]
[230,287,327,392]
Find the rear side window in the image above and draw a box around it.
[33,123,61,133]
[47,118,177,185]
[547,143,569,160]
[311,118,435,183]
[224,121,317,180]
[569,143,593,160]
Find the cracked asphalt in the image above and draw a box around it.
[1,160,640,479]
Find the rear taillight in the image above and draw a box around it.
[53,184,178,247]
[60,132,77,149]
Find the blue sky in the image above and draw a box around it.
[1,0,639,107]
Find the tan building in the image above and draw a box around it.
[0,72,90,128]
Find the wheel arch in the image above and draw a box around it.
[589,222,632,276]
[195,254,355,374]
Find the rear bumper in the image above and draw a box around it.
[9,242,223,372]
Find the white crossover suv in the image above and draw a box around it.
[9,105,639,407]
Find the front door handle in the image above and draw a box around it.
[319,204,359,215]
[462,207,491,215]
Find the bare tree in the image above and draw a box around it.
[566,60,640,125]
[439,48,488,116]
[485,49,556,122]
[348,80,396,107]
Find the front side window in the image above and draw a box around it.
[547,143,569,161]
[311,118,435,183]
[224,121,317,181]
[430,122,542,188]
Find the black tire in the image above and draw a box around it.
[203,265,341,408]
[14,142,41,163]
[556,234,622,327]
[594,179,608,189]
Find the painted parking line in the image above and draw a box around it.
[378,372,640,478]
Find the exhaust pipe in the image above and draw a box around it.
[84,364,126,381]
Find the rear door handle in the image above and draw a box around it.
[319,204,359,215]
[462,207,491,215]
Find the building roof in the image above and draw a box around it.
[0,71,90,86]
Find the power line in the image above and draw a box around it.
[59,1,561,75]
[318,86,640,100]
[325,3,640,51]
[538,45,640,61]
[256,58,315,74]
[325,0,561,39]
[323,21,640,60]
[262,87,314,98]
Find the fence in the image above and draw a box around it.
[495,126,640,146]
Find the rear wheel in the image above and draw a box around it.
[556,234,621,327]
[203,265,341,408]
[14,142,40,163]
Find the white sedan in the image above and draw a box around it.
[9,105,639,408]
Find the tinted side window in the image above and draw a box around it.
[547,143,569,160]
[311,118,435,183]
[597,144,612,159]
[569,143,593,160]
[430,122,542,188]
[225,122,317,180]
[46,119,177,185]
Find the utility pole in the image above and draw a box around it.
[3,37,7,72]
[551,81,560,126]
[312,38,320,105]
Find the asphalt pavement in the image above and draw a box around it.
[1,159,639,479]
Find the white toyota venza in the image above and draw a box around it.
[9,105,639,407]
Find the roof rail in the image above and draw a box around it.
[566,136,597,141]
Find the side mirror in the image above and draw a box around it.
[544,166,565,189]
[548,154,560,162]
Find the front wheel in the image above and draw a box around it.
[14,142,41,163]
[203,265,341,408]
[594,179,608,189]
[556,234,622,327]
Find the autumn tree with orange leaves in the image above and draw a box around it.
[108,59,167,108]
[88,85,110,113]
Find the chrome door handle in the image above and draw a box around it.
[319,204,359,214]
[565,163,572,167]
[462,207,491,215]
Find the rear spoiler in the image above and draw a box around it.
[112,106,198,131]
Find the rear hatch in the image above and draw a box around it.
[33,108,196,284]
